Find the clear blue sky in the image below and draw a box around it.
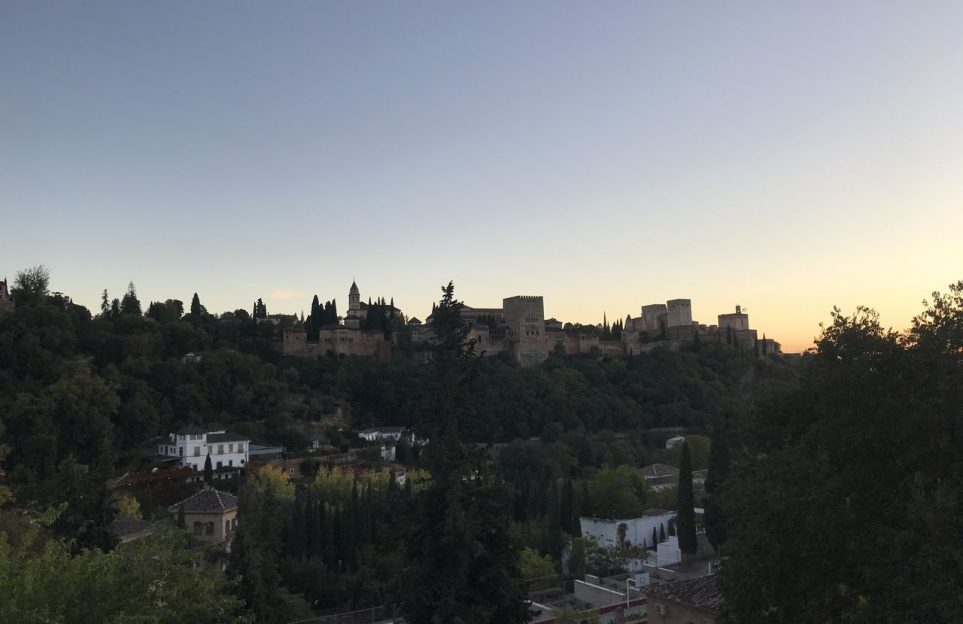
[2,1,961,351]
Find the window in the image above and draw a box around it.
[218,444,224,454]
[216,461,223,469]
[225,520,231,534]
[228,460,233,467]
[237,443,244,452]
[228,443,233,453]
[193,522,203,536]
[194,446,200,456]
[179,447,184,456]
[205,522,214,536]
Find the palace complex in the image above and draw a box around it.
[281,281,780,365]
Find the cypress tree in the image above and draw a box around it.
[310,498,323,559]
[676,442,698,555]
[560,478,574,535]
[190,292,203,316]
[287,489,304,557]
[546,480,562,561]
[332,505,345,571]
[578,436,594,468]
[659,523,666,542]
[580,481,592,518]
[351,479,361,550]
[204,454,213,486]
[652,526,658,548]
[704,421,730,551]
[321,502,334,568]
[308,295,321,340]
[365,483,376,545]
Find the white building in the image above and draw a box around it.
[580,509,677,550]
[358,426,411,444]
[155,425,250,471]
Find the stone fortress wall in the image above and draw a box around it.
[280,281,780,364]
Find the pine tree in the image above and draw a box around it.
[676,442,698,555]
[399,282,527,623]
[100,289,110,317]
[120,282,141,315]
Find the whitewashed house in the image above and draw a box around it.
[358,426,408,443]
[155,425,250,471]
[580,509,677,550]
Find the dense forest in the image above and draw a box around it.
[3,265,958,623]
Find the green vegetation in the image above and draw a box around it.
[0,265,804,621]
[720,282,963,623]
[0,523,244,624]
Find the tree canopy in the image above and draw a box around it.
[721,282,963,623]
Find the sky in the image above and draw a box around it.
[2,1,961,353]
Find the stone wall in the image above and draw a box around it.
[282,327,390,358]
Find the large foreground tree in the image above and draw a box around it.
[399,282,528,624]
[721,282,963,623]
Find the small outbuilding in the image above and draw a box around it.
[169,489,239,545]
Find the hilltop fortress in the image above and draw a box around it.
[281,281,779,365]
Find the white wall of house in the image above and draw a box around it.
[580,512,677,549]
[657,535,682,566]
